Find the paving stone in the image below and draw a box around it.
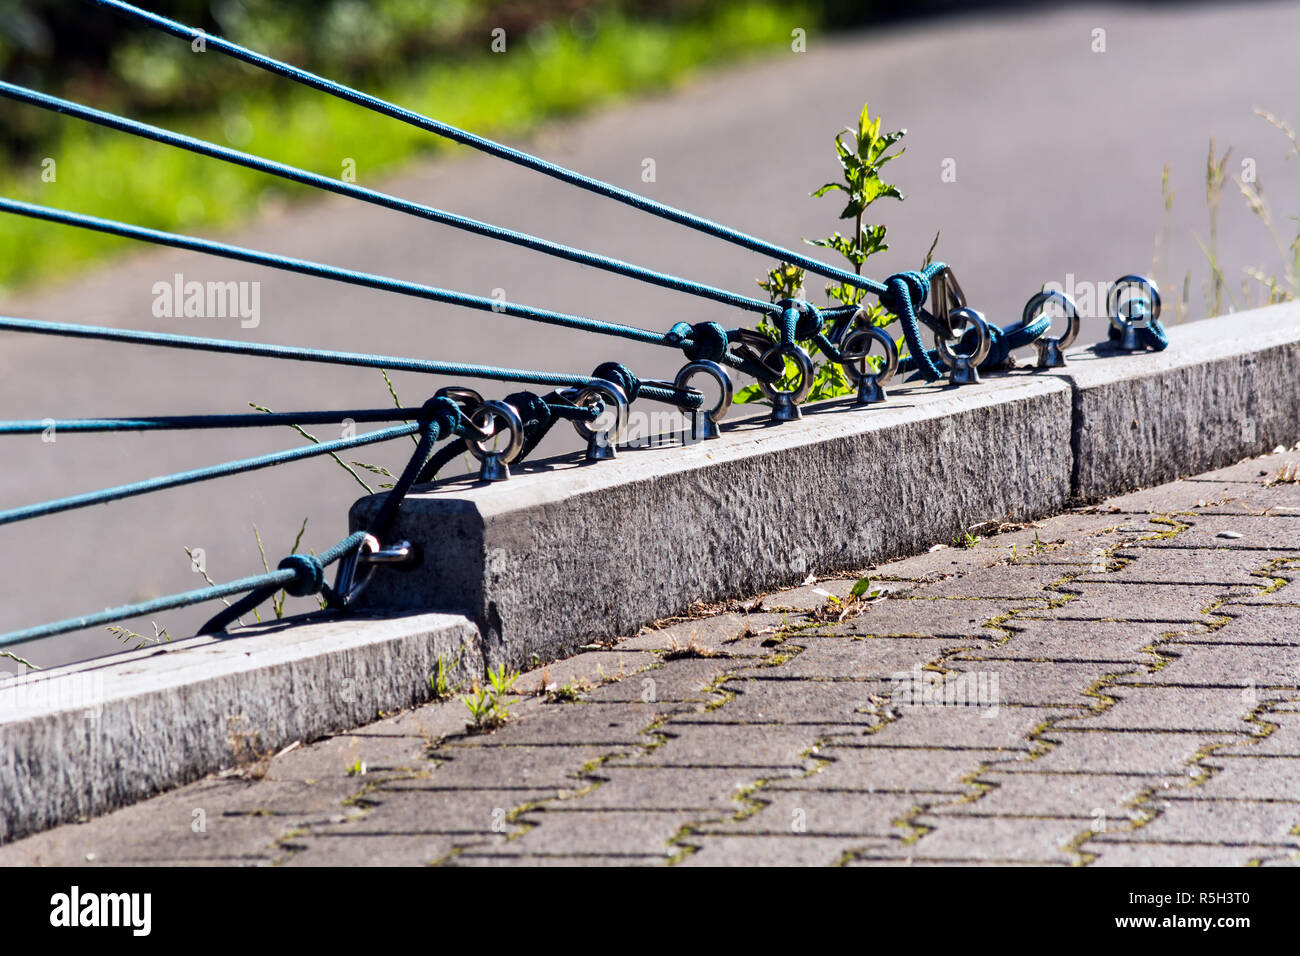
[833,705,1065,751]
[278,831,469,866]
[696,790,921,838]
[0,798,291,866]
[931,658,1144,706]
[462,702,655,749]
[309,787,554,839]
[726,636,979,681]
[1191,452,1300,484]
[1019,583,1257,622]
[906,564,1087,600]
[1056,686,1259,733]
[845,853,1067,866]
[680,834,894,866]
[1142,514,1300,550]
[1214,710,1300,756]
[513,649,660,695]
[982,619,1198,662]
[1090,799,1300,847]
[578,657,736,704]
[1223,577,1300,605]
[1077,548,1297,587]
[615,612,788,653]
[930,772,1156,819]
[1143,642,1300,688]
[421,745,612,790]
[766,579,915,611]
[1176,605,1300,644]
[1085,841,1283,866]
[574,766,791,812]
[1099,480,1261,514]
[837,597,1039,638]
[500,808,695,857]
[887,815,1085,863]
[606,723,822,770]
[671,677,893,726]
[449,852,665,866]
[766,746,995,794]
[995,730,1238,775]
[1179,757,1300,800]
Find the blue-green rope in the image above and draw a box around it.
[0,81,776,318]
[95,0,901,304]
[0,407,430,435]
[0,197,692,350]
[0,420,425,528]
[0,317,701,408]
[0,531,368,648]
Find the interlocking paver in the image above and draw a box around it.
[995,730,1236,775]
[1088,799,1300,847]
[988,619,1201,661]
[1176,605,1300,643]
[605,723,823,770]
[7,448,1300,866]
[695,790,920,838]
[1055,685,1263,733]
[764,746,995,794]
[839,597,1039,637]
[1078,548,1297,586]
[1019,583,1258,623]
[930,772,1158,819]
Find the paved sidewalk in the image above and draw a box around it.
[3,448,1299,867]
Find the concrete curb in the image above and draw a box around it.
[352,306,1300,670]
[0,612,480,843]
[1047,306,1300,499]
[5,304,1297,843]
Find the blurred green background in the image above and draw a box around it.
[0,0,923,291]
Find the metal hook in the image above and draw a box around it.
[332,534,419,608]
[1021,289,1081,368]
[568,379,629,460]
[465,400,525,481]
[838,316,899,405]
[934,307,991,386]
[1108,274,1162,351]
[673,360,733,441]
[757,342,815,422]
[925,266,968,340]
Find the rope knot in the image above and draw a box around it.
[592,361,639,402]
[881,271,930,318]
[417,395,463,438]
[666,321,729,362]
[775,299,822,342]
[277,553,325,597]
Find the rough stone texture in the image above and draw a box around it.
[351,376,1075,670]
[344,305,1300,674]
[1051,303,1300,500]
[0,612,480,843]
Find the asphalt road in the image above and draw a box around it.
[3,1,1299,667]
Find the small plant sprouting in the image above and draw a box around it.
[544,678,593,704]
[107,620,171,650]
[346,758,366,777]
[954,531,980,550]
[430,653,455,701]
[1267,462,1300,486]
[739,103,912,405]
[663,638,726,661]
[253,518,318,619]
[462,663,521,731]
